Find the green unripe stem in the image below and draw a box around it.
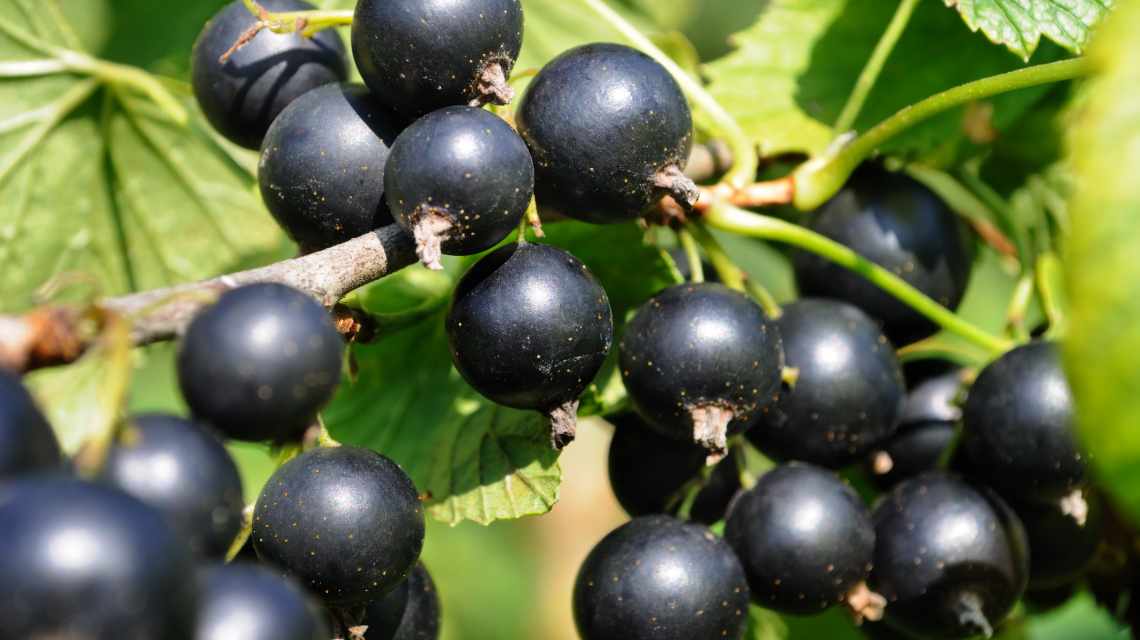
[794,58,1090,211]
[688,222,782,318]
[833,0,920,133]
[241,0,353,37]
[675,228,705,283]
[1005,272,1034,342]
[1036,252,1067,338]
[703,202,1011,354]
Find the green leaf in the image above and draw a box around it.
[1063,0,1140,524]
[947,0,1113,61]
[517,0,653,71]
[704,0,1064,158]
[745,606,789,640]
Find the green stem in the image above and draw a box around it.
[1005,272,1034,342]
[794,58,1090,211]
[704,203,1011,354]
[833,0,920,133]
[675,228,704,283]
[579,0,757,188]
[243,0,353,36]
[225,505,254,562]
[688,223,782,318]
[1036,252,1066,338]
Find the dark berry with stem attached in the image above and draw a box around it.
[688,448,743,525]
[1011,487,1103,589]
[0,477,197,639]
[96,414,244,560]
[0,369,61,479]
[516,43,697,223]
[573,515,749,640]
[871,473,1029,639]
[793,167,974,345]
[867,366,963,488]
[447,243,613,448]
[363,562,441,640]
[177,283,344,442]
[192,0,347,149]
[253,446,424,606]
[746,298,903,467]
[960,341,1084,502]
[725,462,880,618]
[386,106,534,270]
[195,563,330,640]
[352,0,523,118]
[259,83,404,253]
[620,283,782,456]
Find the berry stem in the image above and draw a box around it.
[579,0,758,189]
[703,202,1012,354]
[688,222,783,318]
[833,0,920,133]
[674,228,705,283]
[1035,252,1067,338]
[954,591,994,638]
[1004,271,1034,342]
[793,58,1090,211]
[240,0,353,37]
[224,504,255,562]
[902,165,1019,260]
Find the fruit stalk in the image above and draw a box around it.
[833,0,921,133]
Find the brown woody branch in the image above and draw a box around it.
[0,225,417,373]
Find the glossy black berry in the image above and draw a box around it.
[195,563,330,640]
[573,515,749,640]
[725,462,876,615]
[97,414,244,559]
[386,106,534,269]
[516,43,697,223]
[447,243,613,448]
[178,283,344,442]
[0,369,61,479]
[1011,487,1103,589]
[793,167,974,345]
[621,283,783,455]
[868,366,963,488]
[748,299,904,468]
[363,562,441,640]
[606,412,705,517]
[192,0,347,149]
[0,477,197,639]
[352,0,523,118]
[687,451,743,525]
[871,473,1029,639]
[259,84,404,252]
[253,446,425,606]
[960,341,1084,501]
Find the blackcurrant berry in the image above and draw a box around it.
[687,449,743,525]
[621,283,783,456]
[725,462,878,616]
[195,563,330,640]
[363,562,441,640]
[0,477,197,638]
[573,515,749,640]
[447,243,613,448]
[352,0,523,118]
[871,473,1028,639]
[867,366,963,488]
[0,369,61,479]
[192,0,348,149]
[386,106,534,270]
[516,43,697,223]
[606,412,705,517]
[793,167,974,345]
[748,298,904,468]
[253,446,425,606]
[259,84,404,253]
[177,283,344,442]
[960,341,1084,501]
[1011,487,1102,589]
[96,413,244,560]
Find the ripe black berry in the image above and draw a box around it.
[386,106,534,269]
[606,412,705,516]
[516,43,697,223]
[0,369,61,479]
[352,0,523,118]
[195,563,330,640]
[192,0,347,149]
[253,446,425,606]
[793,167,974,345]
[447,243,613,448]
[363,562,441,640]
[97,414,244,559]
[1012,487,1103,589]
[621,283,782,455]
[871,473,1029,639]
[259,84,404,252]
[960,341,1084,501]
[0,477,197,638]
[573,515,749,640]
[724,463,878,616]
[177,283,344,442]
[868,366,963,487]
[748,298,904,468]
